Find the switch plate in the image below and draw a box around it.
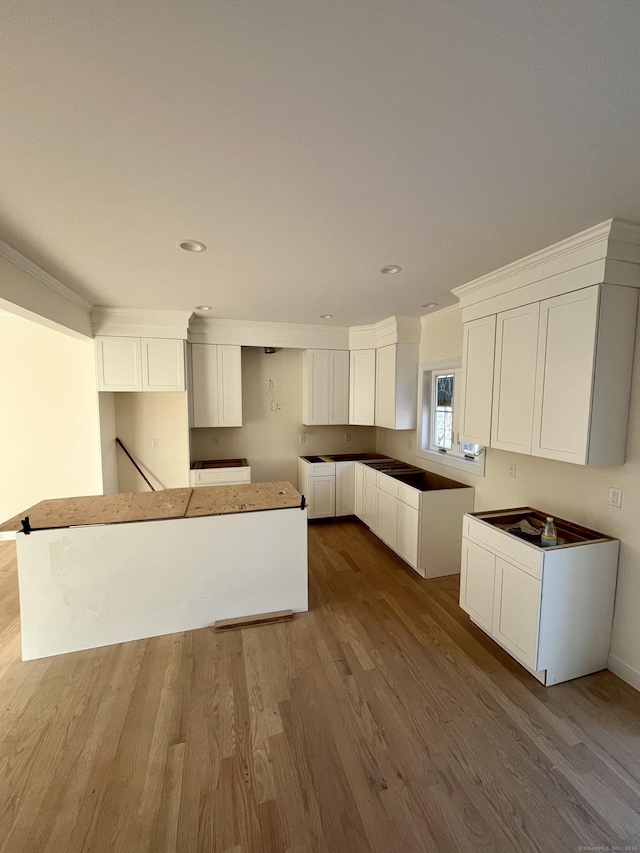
[407,438,414,450]
[151,438,159,448]
[299,432,306,444]
[210,437,219,446]
[608,487,623,508]
[508,463,516,479]
[344,431,351,442]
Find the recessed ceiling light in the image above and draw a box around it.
[320,314,333,319]
[380,265,402,274]
[196,305,211,311]
[422,302,439,310]
[179,240,207,252]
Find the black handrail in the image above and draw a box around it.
[115,438,156,491]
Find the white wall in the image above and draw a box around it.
[378,305,640,691]
[0,315,103,522]
[114,393,190,492]
[190,347,377,486]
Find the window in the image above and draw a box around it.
[416,360,485,475]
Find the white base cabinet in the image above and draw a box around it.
[460,511,619,685]
[297,458,336,520]
[354,463,474,579]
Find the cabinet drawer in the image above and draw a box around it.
[190,467,251,486]
[363,466,378,484]
[308,462,335,476]
[397,482,420,509]
[377,471,399,496]
[464,516,542,578]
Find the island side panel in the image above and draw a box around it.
[17,506,308,661]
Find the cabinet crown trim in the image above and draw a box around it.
[452,219,640,311]
[92,308,192,339]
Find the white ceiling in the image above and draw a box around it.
[1,1,640,327]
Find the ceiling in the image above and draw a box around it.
[1,1,640,327]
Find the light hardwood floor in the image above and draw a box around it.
[1,520,639,852]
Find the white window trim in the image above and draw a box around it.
[416,359,486,476]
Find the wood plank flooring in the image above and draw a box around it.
[0,519,639,852]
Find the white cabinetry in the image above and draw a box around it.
[96,336,185,392]
[491,303,539,454]
[454,221,640,466]
[354,462,365,519]
[189,464,251,487]
[335,461,356,516]
[458,316,495,446]
[531,286,636,465]
[459,284,638,465]
[302,350,349,425]
[297,458,336,520]
[349,349,376,426]
[460,511,619,685]
[358,466,474,578]
[375,343,418,430]
[190,344,242,428]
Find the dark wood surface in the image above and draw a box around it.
[0,518,639,851]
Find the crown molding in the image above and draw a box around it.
[452,219,640,314]
[188,316,350,349]
[420,304,460,323]
[92,307,192,339]
[0,239,93,312]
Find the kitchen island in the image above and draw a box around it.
[0,482,308,660]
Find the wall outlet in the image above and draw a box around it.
[608,487,623,508]
[210,436,219,446]
[344,431,351,442]
[151,438,159,448]
[508,463,516,479]
[407,438,414,450]
[299,432,306,444]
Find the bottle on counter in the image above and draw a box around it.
[540,516,558,547]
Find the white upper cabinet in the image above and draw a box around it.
[375,343,418,430]
[191,344,242,428]
[458,284,638,465]
[96,336,185,392]
[349,349,376,425]
[141,338,186,392]
[458,316,496,446]
[531,285,637,465]
[491,303,539,454]
[453,220,640,466]
[302,349,349,425]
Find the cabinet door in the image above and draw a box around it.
[459,539,496,633]
[492,557,541,669]
[376,490,398,548]
[328,350,349,425]
[531,287,599,464]
[302,350,329,425]
[354,463,365,520]
[217,345,243,426]
[335,461,355,516]
[459,316,496,446]
[308,476,335,519]
[397,502,419,568]
[491,304,539,453]
[349,349,376,425]
[375,345,396,428]
[191,344,219,427]
[95,336,142,391]
[142,339,185,392]
[363,479,378,530]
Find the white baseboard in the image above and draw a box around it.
[608,652,640,693]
